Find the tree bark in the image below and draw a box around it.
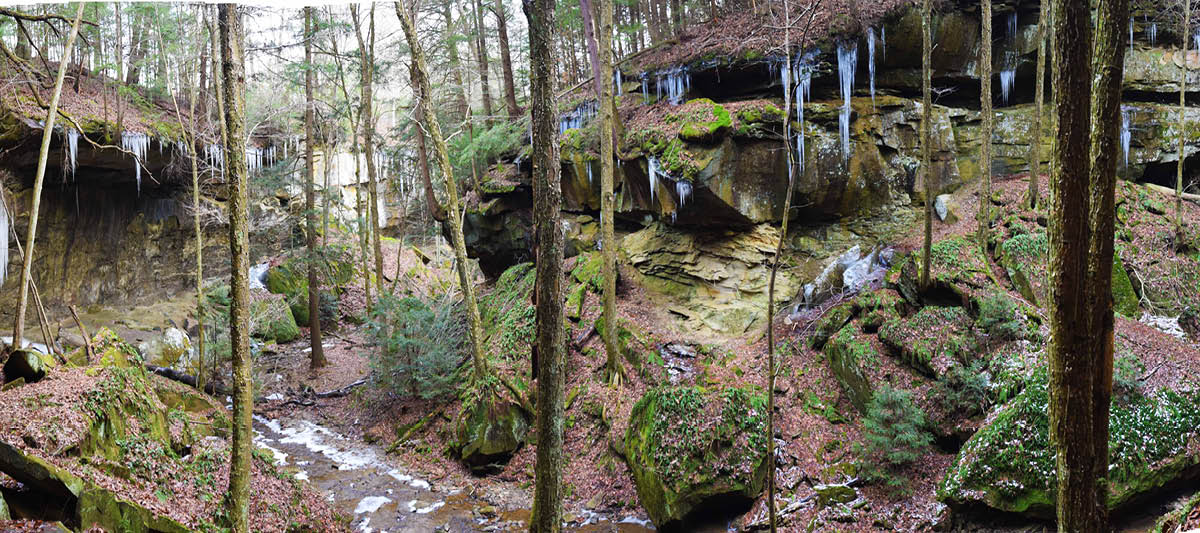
[1178,0,1190,247]
[920,0,933,289]
[411,75,446,221]
[980,0,993,251]
[305,8,328,369]
[580,0,603,98]
[352,4,385,297]
[473,0,495,122]
[494,0,521,117]
[218,5,253,533]
[10,4,83,357]
[1085,0,1127,527]
[525,0,565,529]
[594,0,622,385]
[1030,0,1048,209]
[397,0,490,380]
[1047,0,1105,528]
[442,0,471,122]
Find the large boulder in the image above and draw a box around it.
[264,256,351,324]
[2,349,52,384]
[451,396,529,473]
[625,386,768,529]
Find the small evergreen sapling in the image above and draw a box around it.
[861,385,933,491]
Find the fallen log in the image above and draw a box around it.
[314,378,367,398]
[1144,182,1200,204]
[144,365,229,396]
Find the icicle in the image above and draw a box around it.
[642,74,649,104]
[1121,106,1131,169]
[1130,18,1134,47]
[1000,66,1017,105]
[795,50,815,172]
[1007,12,1018,41]
[647,156,661,202]
[868,28,877,107]
[121,131,150,193]
[1149,22,1157,45]
[615,69,623,96]
[587,162,593,184]
[66,127,79,179]
[1194,29,1200,52]
[675,179,692,207]
[837,41,858,160]
[880,27,886,57]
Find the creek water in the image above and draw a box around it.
[252,414,657,532]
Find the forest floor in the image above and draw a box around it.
[251,173,1200,532]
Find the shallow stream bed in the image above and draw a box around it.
[252,414,657,532]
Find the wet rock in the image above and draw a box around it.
[136,327,191,371]
[934,194,954,222]
[2,349,50,384]
[452,397,529,473]
[624,386,768,529]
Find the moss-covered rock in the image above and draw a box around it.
[265,256,351,324]
[1112,255,1139,318]
[879,306,975,375]
[451,395,529,473]
[677,99,732,143]
[2,349,51,384]
[940,367,1200,517]
[809,302,856,350]
[251,297,301,343]
[823,324,879,413]
[625,386,768,529]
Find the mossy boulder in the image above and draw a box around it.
[452,396,529,473]
[2,349,51,384]
[808,302,856,350]
[879,306,975,375]
[625,386,768,529]
[1000,230,1140,317]
[940,367,1200,517]
[78,486,190,533]
[251,296,301,343]
[823,324,879,413]
[265,256,351,324]
[896,236,990,305]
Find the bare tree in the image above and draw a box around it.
[305,7,328,369]
[10,4,84,355]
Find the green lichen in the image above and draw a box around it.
[878,306,975,375]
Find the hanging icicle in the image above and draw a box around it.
[66,127,79,179]
[868,28,878,107]
[837,41,858,160]
[647,155,663,202]
[121,131,150,193]
[675,179,692,207]
[1121,106,1132,169]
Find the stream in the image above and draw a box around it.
[252,414,657,532]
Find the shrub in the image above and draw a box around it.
[937,360,990,417]
[366,294,465,400]
[862,386,933,491]
[1113,351,1145,400]
[976,293,1025,341]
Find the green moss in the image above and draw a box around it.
[624,386,768,527]
[809,302,856,350]
[940,367,1200,516]
[878,306,975,375]
[1112,254,1139,317]
[251,298,301,343]
[571,251,605,292]
[481,263,537,364]
[678,98,731,142]
[823,323,879,413]
[452,395,529,472]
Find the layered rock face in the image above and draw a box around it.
[457,0,1200,337]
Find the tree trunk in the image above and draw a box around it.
[580,0,603,97]
[473,0,495,122]
[920,0,933,289]
[1030,0,1047,209]
[353,4,385,297]
[442,0,471,121]
[305,8,328,369]
[1178,0,1190,247]
[594,0,622,385]
[525,0,566,529]
[1085,0,1127,527]
[980,0,993,250]
[126,10,145,86]
[494,0,520,117]
[411,71,446,221]
[9,5,83,356]
[397,0,490,381]
[1047,0,1105,528]
[218,5,253,533]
